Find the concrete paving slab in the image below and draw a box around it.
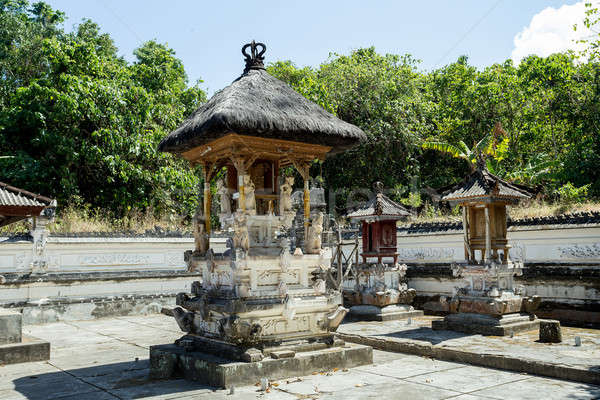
[473,375,600,400]
[356,354,465,379]
[0,360,58,380]
[2,315,598,399]
[312,380,462,399]
[404,364,529,393]
[263,368,393,396]
[8,372,100,400]
[338,317,600,384]
[108,379,214,400]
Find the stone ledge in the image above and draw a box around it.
[0,336,50,365]
[337,331,600,385]
[149,342,373,388]
[347,305,424,322]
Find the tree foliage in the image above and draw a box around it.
[1,1,598,223]
[269,50,600,203]
[0,1,206,217]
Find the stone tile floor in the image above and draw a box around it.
[0,315,594,399]
[338,316,600,373]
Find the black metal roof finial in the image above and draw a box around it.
[242,40,266,73]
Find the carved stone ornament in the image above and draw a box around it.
[279,176,294,215]
[243,175,256,214]
[216,179,231,215]
[233,213,249,252]
[306,212,324,254]
[194,212,210,256]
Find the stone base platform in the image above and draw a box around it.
[0,335,50,365]
[348,305,424,322]
[149,342,373,388]
[432,312,540,336]
[338,316,600,385]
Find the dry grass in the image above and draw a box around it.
[47,206,192,234]
[0,206,193,235]
[407,200,600,225]
[508,201,600,219]
[2,200,599,235]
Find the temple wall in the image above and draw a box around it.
[1,225,599,325]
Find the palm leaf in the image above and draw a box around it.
[422,141,467,160]
[474,133,493,155]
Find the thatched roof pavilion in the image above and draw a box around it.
[159,41,365,161]
[158,41,366,238]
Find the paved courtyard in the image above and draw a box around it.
[0,314,597,399]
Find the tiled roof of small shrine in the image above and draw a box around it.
[442,166,531,202]
[0,182,54,227]
[0,182,53,209]
[347,185,411,220]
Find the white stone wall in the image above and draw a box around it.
[337,225,600,264]
[0,236,227,274]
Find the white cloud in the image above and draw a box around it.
[511,1,597,64]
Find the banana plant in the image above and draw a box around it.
[421,123,505,171]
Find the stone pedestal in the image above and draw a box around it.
[150,342,372,388]
[432,262,541,336]
[161,211,370,384]
[539,319,562,343]
[432,312,539,336]
[0,308,50,365]
[343,263,421,321]
[0,308,22,344]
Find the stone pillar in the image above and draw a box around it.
[303,178,310,240]
[462,206,469,261]
[238,173,246,212]
[484,205,491,262]
[29,205,55,274]
[203,181,212,234]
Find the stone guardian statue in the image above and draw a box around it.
[216,179,231,215]
[193,209,209,256]
[279,176,294,215]
[306,212,324,254]
[243,175,256,215]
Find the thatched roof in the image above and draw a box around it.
[442,166,531,204]
[347,182,411,221]
[158,43,366,155]
[0,182,55,228]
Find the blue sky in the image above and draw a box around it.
[45,1,585,94]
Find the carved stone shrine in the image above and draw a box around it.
[432,159,541,336]
[343,182,423,321]
[150,41,372,387]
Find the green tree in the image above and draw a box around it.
[0,2,207,217]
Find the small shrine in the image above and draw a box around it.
[150,41,372,387]
[0,182,56,274]
[343,183,422,321]
[432,160,541,336]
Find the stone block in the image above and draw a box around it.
[0,308,22,345]
[270,350,295,359]
[347,305,424,322]
[432,312,540,336]
[149,342,373,388]
[539,319,562,343]
[0,336,50,365]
